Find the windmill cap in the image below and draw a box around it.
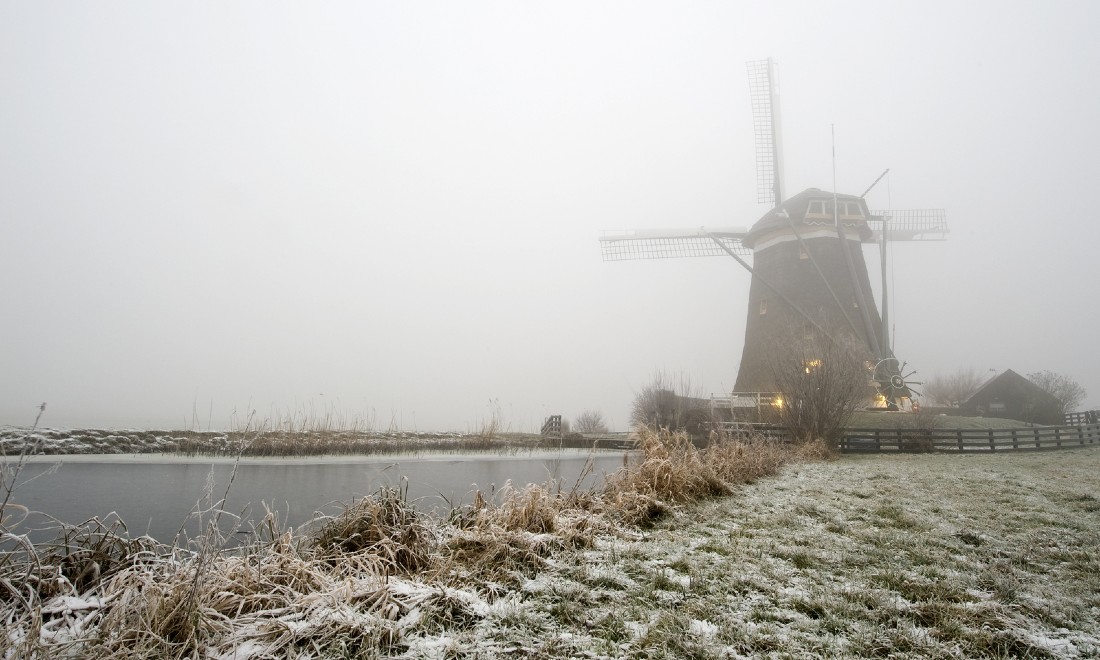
[741,188,873,249]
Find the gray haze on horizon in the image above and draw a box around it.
[3,1,1099,432]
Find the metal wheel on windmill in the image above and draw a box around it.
[599,57,948,411]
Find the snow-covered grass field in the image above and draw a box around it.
[3,434,1098,658]
[477,449,1100,659]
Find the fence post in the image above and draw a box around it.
[1078,426,1085,446]
[874,429,881,452]
[989,429,995,451]
[1034,427,1041,449]
[896,428,903,452]
[1011,428,1018,450]
[957,429,963,451]
[1055,427,1062,448]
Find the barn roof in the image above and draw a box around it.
[964,369,1060,408]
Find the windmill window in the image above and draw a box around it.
[806,200,828,217]
[806,200,864,220]
[799,246,809,260]
[759,299,768,315]
[842,202,865,219]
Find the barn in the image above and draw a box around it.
[961,369,1062,425]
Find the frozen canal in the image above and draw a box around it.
[3,449,631,543]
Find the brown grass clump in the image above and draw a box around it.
[600,427,789,526]
[439,481,598,585]
[790,436,840,461]
[311,486,434,575]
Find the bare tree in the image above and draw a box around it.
[769,338,871,446]
[573,409,609,434]
[630,371,707,432]
[1027,370,1087,415]
[923,368,984,407]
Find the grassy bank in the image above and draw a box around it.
[3,434,1097,657]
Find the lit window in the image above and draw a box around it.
[759,298,768,315]
[799,246,809,260]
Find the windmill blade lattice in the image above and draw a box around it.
[599,229,751,261]
[868,209,948,241]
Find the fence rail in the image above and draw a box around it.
[837,424,1100,453]
[716,422,1100,453]
[1064,410,1099,425]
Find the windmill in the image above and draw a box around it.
[600,58,947,410]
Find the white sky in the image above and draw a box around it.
[3,1,1099,431]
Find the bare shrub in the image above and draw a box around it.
[1027,370,1088,415]
[769,337,871,446]
[924,368,984,407]
[573,409,609,434]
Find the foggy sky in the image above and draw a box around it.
[3,1,1099,432]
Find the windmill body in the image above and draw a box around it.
[735,188,884,393]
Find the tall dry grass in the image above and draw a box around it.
[0,427,796,658]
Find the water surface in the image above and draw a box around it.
[3,450,631,544]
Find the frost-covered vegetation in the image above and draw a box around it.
[0,427,614,457]
[3,431,1098,658]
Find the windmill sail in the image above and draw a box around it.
[747,58,784,208]
[867,209,948,241]
[599,228,750,261]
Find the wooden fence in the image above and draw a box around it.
[1064,410,1099,425]
[837,424,1100,453]
[541,415,562,439]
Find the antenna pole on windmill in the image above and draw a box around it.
[831,124,838,228]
